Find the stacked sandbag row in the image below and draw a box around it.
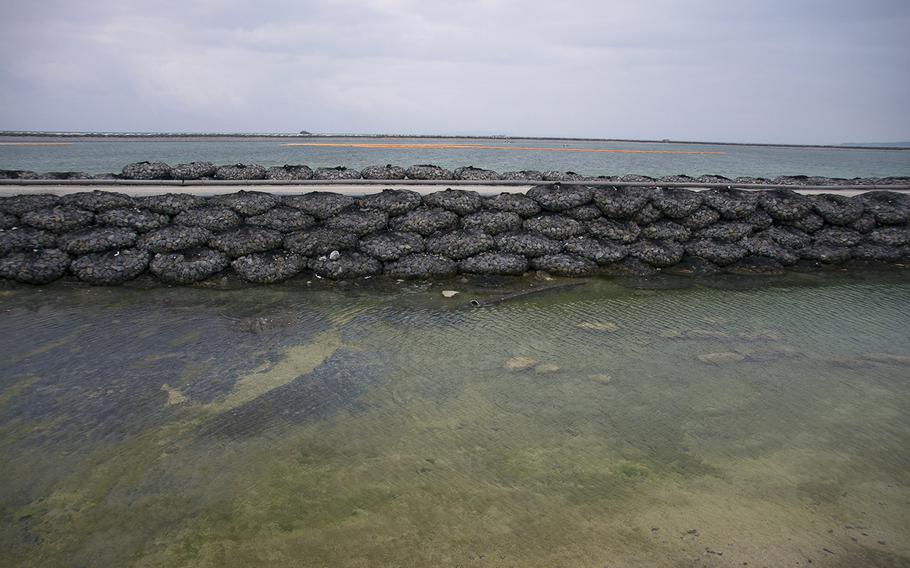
[1,186,908,285]
[2,162,909,186]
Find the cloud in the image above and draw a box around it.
[0,0,908,143]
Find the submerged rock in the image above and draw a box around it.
[150,248,230,284]
[628,240,685,267]
[726,255,785,275]
[697,352,745,365]
[308,251,381,279]
[70,249,150,285]
[359,231,425,261]
[232,250,306,283]
[799,244,853,264]
[738,236,800,265]
[529,253,596,276]
[603,257,660,276]
[384,253,457,279]
[0,249,70,284]
[684,238,747,266]
[666,255,721,275]
[851,243,903,262]
[576,321,620,332]
[505,356,538,370]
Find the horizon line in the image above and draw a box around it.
[1,130,909,151]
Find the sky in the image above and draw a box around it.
[0,0,908,144]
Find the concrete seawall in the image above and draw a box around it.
[1,184,909,285]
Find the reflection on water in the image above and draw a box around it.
[1,272,910,567]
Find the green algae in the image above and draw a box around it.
[1,273,910,566]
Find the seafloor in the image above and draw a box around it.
[1,271,909,567]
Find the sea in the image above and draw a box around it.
[2,135,910,178]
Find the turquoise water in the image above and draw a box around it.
[2,136,910,178]
[1,271,909,567]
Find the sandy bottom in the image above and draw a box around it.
[1,273,909,567]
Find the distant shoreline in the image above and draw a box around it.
[1,131,908,151]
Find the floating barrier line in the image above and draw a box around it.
[281,142,725,155]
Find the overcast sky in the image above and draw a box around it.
[1,0,908,144]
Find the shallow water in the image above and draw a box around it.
[1,272,910,567]
[2,135,910,178]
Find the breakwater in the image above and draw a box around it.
[2,160,910,186]
[1,184,909,285]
